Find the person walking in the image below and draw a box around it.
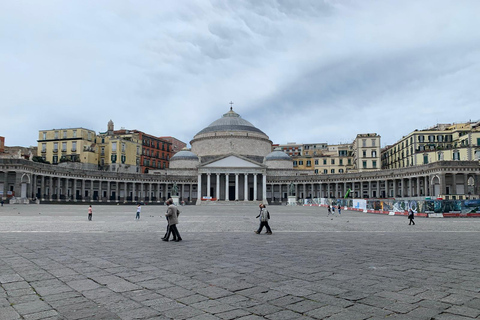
[255,203,272,234]
[88,205,92,221]
[338,205,341,215]
[136,204,141,220]
[408,209,415,225]
[327,205,332,216]
[332,205,335,214]
[163,198,182,242]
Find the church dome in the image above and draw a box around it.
[170,150,199,161]
[194,108,267,137]
[265,151,291,161]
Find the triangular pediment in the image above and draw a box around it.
[202,155,263,168]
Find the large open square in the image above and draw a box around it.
[1,204,480,320]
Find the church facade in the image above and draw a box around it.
[1,109,479,204]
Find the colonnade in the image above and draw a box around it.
[197,172,267,202]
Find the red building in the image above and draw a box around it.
[159,136,187,154]
[0,137,4,153]
[115,130,172,173]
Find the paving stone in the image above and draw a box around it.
[444,305,480,318]
[215,308,251,320]
[0,306,21,320]
[12,300,51,315]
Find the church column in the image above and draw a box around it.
[393,179,397,198]
[81,179,85,201]
[225,173,229,201]
[253,174,257,201]
[452,173,457,195]
[385,179,389,198]
[73,179,77,202]
[216,174,220,200]
[244,173,248,201]
[132,182,136,202]
[262,174,267,202]
[207,173,211,198]
[41,176,45,201]
[327,183,330,198]
[235,174,239,200]
[197,174,202,201]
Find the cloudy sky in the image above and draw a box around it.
[1,0,479,148]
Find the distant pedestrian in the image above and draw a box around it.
[88,205,92,221]
[408,209,415,225]
[163,198,182,242]
[0,199,4,206]
[338,205,341,215]
[327,205,332,216]
[255,204,272,234]
[136,204,141,220]
[332,205,335,214]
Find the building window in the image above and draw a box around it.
[41,143,46,152]
[112,142,117,152]
[53,142,58,152]
[372,160,377,168]
[330,159,334,165]
[42,132,46,140]
[371,139,376,146]
[314,169,318,174]
[137,146,140,155]
[339,169,344,173]
[299,160,304,165]
[72,142,76,152]
[73,130,77,138]
[293,161,297,167]
[331,169,335,173]
[418,135,424,142]
[363,161,367,169]
[101,147,105,156]
[62,142,67,152]
[306,160,311,167]
[53,156,58,164]
[323,169,327,174]
[323,159,327,165]
[314,159,318,165]
[438,152,443,161]
[339,159,343,165]
[122,143,125,152]
[423,154,428,164]
[371,150,377,157]
[363,150,366,157]
[453,150,460,160]
[54,131,59,139]
[63,131,67,139]
[362,139,366,147]
[348,159,351,165]
[88,132,92,141]
[101,158,104,165]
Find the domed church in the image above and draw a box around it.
[167,107,293,204]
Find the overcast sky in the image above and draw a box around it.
[1,0,479,148]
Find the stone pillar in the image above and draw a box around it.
[452,173,457,195]
[235,173,239,200]
[327,183,330,198]
[90,180,94,201]
[225,173,229,201]
[253,174,257,201]
[216,174,220,200]
[244,173,248,201]
[41,176,45,201]
[393,179,397,198]
[376,180,380,198]
[262,174,267,203]
[148,183,152,201]
[207,173,211,198]
[73,179,77,202]
[360,181,363,199]
[81,179,85,201]
[56,177,61,201]
[197,174,202,201]
[132,182,136,202]
[384,180,388,198]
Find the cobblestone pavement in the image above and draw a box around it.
[1,204,480,320]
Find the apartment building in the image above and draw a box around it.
[97,121,141,173]
[381,122,480,169]
[160,136,187,155]
[37,128,98,169]
[0,136,4,153]
[352,133,381,172]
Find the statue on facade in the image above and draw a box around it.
[288,183,295,196]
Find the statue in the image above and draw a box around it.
[288,183,295,196]
[172,183,179,196]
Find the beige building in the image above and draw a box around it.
[382,122,480,170]
[352,133,381,172]
[37,128,98,169]
[97,121,141,173]
[290,134,380,174]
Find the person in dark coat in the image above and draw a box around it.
[408,209,415,225]
[163,198,182,242]
[255,204,272,234]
